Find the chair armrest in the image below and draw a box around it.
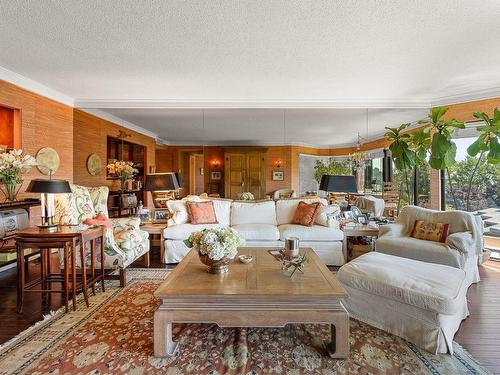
[111,217,141,232]
[446,232,474,255]
[378,223,405,237]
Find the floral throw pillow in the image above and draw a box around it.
[88,186,109,217]
[292,201,321,227]
[186,201,218,224]
[410,220,450,243]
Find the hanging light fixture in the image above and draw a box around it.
[347,109,369,169]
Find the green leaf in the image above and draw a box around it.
[431,107,449,123]
[473,111,491,125]
[444,142,457,167]
[183,239,193,248]
[467,138,487,157]
[487,137,500,163]
[429,155,445,170]
[431,133,451,160]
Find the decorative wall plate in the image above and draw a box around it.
[87,153,102,176]
[36,147,60,176]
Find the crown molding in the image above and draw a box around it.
[431,87,500,107]
[0,66,74,106]
[80,108,159,140]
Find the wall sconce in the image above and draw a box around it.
[211,159,220,169]
[275,159,282,169]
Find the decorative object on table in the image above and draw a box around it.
[210,171,221,180]
[281,252,308,277]
[35,147,60,176]
[26,179,71,231]
[319,175,358,209]
[284,236,300,260]
[0,149,37,203]
[152,208,169,224]
[272,170,284,181]
[144,173,180,208]
[86,153,102,176]
[238,191,254,200]
[136,201,151,223]
[106,160,138,191]
[184,227,244,274]
[350,205,362,219]
[238,254,253,264]
[342,210,354,221]
[356,214,368,225]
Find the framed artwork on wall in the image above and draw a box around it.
[211,171,221,180]
[272,170,284,181]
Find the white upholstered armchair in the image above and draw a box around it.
[375,205,483,286]
[54,185,149,286]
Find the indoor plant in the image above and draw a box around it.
[106,160,138,191]
[184,227,244,274]
[0,148,37,202]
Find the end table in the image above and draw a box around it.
[342,223,379,262]
[140,223,167,264]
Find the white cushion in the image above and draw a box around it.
[206,199,232,226]
[276,198,327,225]
[163,223,222,240]
[166,197,202,226]
[315,204,340,227]
[337,252,468,315]
[278,224,344,241]
[231,200,277,226]
[232,224,280,241]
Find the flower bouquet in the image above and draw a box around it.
[238,192,254,200]
[106,160,138,190]
[0,149,37,202]
[185,227,244,274]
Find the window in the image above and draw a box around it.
[364,158,383,193]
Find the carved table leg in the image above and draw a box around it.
[154,310,178,357]
[326,313,350,358]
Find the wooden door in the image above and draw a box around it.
[225,153,246,199]
[246,152,265,199]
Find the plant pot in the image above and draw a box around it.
[198,253,231,274]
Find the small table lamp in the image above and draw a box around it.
[144,173,180,208]
[26,179,71,231]
[319,175,358,208]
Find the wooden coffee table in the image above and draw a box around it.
[153,247,349,358]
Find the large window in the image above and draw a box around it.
[364,158,383,193]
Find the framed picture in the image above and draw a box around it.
[342,210,354,221]
[272,170,284,181]
[356,214,368,225]
[211,171,221,180]
[152,208,169,224]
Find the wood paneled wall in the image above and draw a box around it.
[73,109,156,188]
[441,97,500,122]
[0,80,74,199]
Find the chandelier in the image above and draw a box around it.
[347,133,367,169]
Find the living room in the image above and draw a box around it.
[0,1,499,374]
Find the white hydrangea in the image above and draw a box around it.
[186,227,244,261]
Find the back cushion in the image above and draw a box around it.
[276,197,327,225]
[88,186,109,217]
[231,200,277,226]
[54,184,96,225]
[186,201,218,224]
[207,199,232,226]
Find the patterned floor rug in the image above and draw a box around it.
[0,268,490,375]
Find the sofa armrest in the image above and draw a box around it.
[446,232,475,255]
[111,217,141,232]
[378,223,405,237]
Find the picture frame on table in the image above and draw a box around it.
[272,170,284,181]
[342,210,354,221]
[152,208,169,224]
[356,214,368,225]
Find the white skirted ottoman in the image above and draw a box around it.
[337,252,469,354]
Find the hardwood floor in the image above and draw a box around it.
[1,253,499,373]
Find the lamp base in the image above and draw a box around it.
[37,224,58,233]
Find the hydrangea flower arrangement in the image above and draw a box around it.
[238,192,254,200]
[185,227,244,261]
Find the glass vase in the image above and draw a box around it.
[1,180,21,203]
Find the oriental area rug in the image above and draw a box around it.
[0,269,490,375]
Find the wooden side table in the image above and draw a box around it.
[342,224,379,262]
[140,223,167,264]
[16,225,105,313]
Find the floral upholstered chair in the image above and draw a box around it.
[54,184,149,286]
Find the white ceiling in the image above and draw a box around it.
[0,1,499,146]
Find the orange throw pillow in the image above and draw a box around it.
[410,220,450,243]
[84,213,113,230]
[186,201,218,224]
[292,201,321,227]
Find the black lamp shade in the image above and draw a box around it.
[319,175,357,193]
[26,179,72,193]
[144,173,179,191]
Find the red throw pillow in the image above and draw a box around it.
[292,201,321,227]
[186,201,218,224]
[410,220,450,243]
[84,213,113,230]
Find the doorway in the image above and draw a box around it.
[189,153,205,195]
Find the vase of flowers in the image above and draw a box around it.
[106,160,138,191]
[185,227,244,274]
[0,149,37,203]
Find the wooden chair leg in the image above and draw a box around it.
[120,268,126,287]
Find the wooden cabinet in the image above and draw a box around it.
[224,150,266,199]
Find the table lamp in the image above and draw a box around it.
[319,175,358,208]
[144,173,180,208]
[27,179,72,231]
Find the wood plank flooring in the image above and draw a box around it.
[0,252,499,374]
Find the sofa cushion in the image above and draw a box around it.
[207,199,232,226]
[278,224,343,241]
[292,201,321,226]
[164,223,222,240]
[232,224,280,241]
[88,186,109,217]
[315,204,341,227]
[276,197,327,225]
[411,220,450,243]
[337,252,467,315]
[231,200,277,226]
[186,201,218,224]
[375,236,465,268]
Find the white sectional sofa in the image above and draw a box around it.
[163,197,344,265]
